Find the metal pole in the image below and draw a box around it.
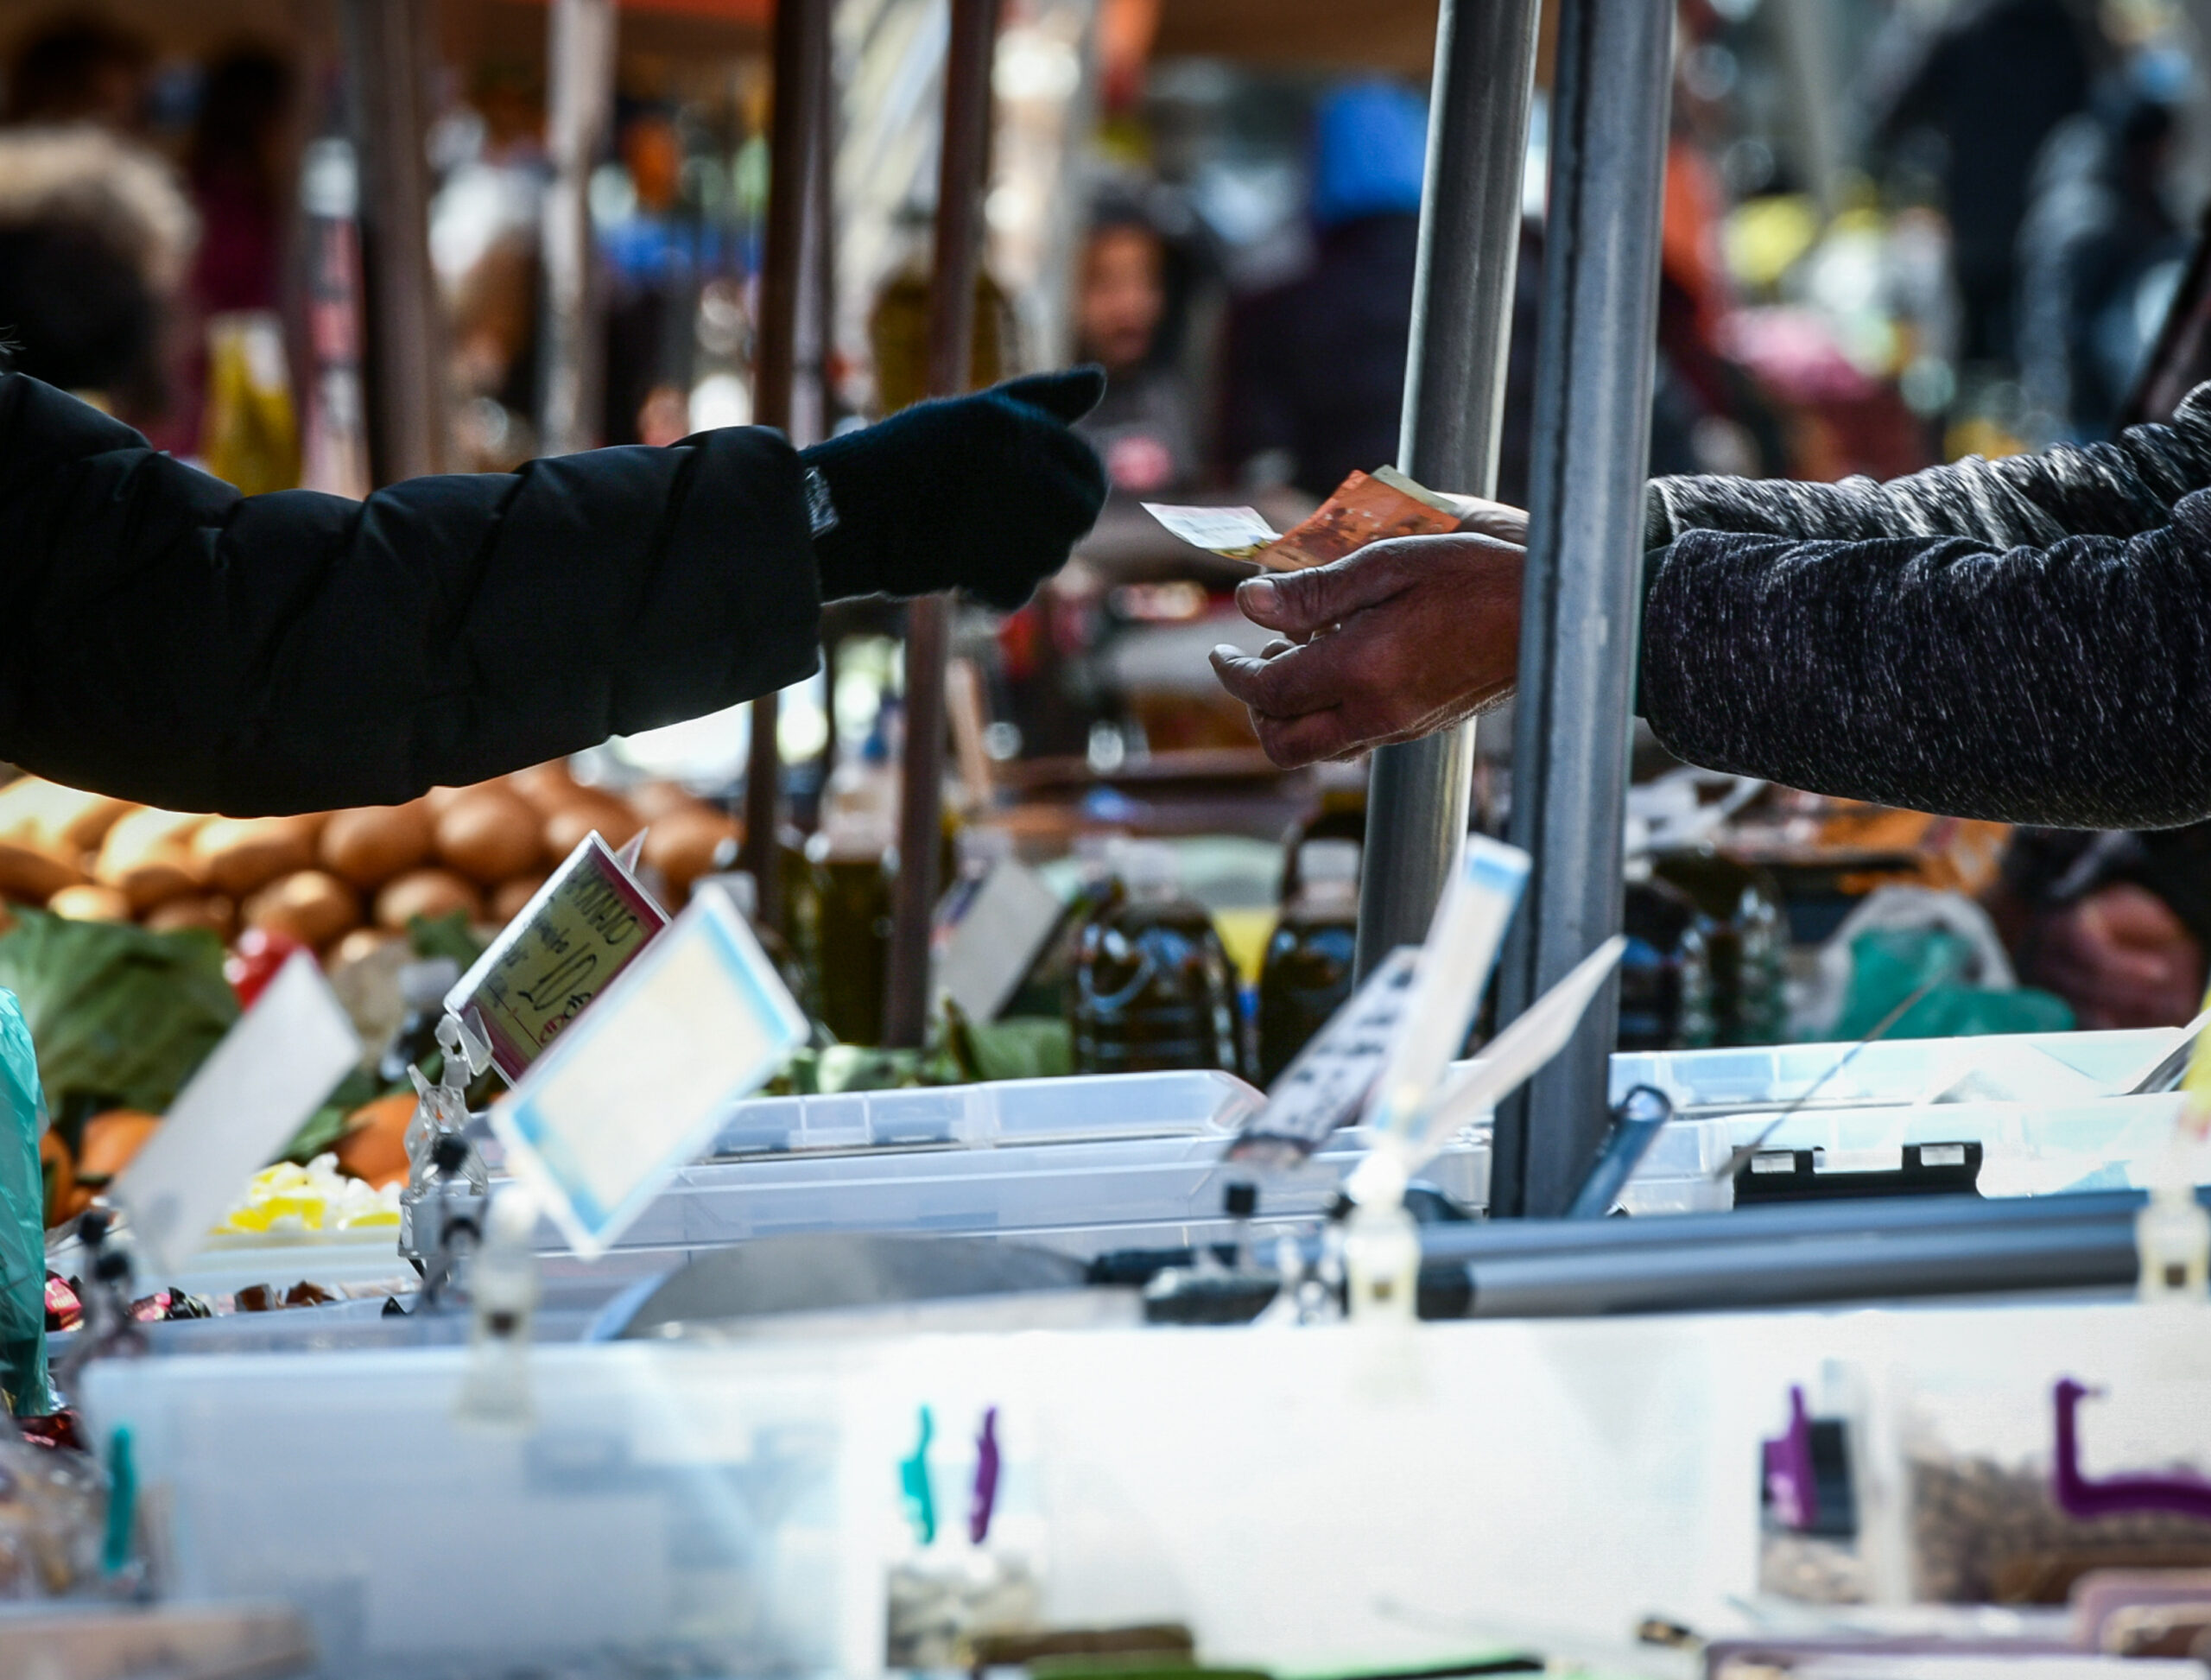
[1491,0,1672,1219]
[884,0,999,1048]
[341,0,445,485]
[738,0,835,929]
[539,0,617,457]
[1353,0,1543,980]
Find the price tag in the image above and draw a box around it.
[111,953,359,1277]
[447,833,669,1083]
[490,883,808,1258]
[1230,948,1420,1163]
[934,859,1064,1023]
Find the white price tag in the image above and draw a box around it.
[1231,947,1421,1162]
[111,952,359,1278]
[934,859,1063,1024]
[490,884,808,1258]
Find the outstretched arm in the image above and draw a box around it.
[1639,500,2211,828]
[0,368,1104,815]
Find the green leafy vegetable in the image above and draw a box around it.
[0,911,238,1136]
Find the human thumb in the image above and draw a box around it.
[1236,548,1407,637]
[996,365,1106,425]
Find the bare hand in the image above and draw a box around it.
[1209,532,1524,767]
[2023,883,2205,1030]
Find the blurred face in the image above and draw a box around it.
[1079,225,1163,374]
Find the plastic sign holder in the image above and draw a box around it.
[111,952,358,1279]
[490,883,808,1259]
[447,831,670,1084]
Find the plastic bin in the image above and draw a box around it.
[1609,1028,2176,1116]
[85,1345,868,1678]
[706,1068,1261,1155]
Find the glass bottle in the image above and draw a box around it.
[1069,841,1243,1076]
[1257,838,1360,1085]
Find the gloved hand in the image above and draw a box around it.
[802,366,1107,611]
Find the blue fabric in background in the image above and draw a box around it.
[1311,80,1429,231]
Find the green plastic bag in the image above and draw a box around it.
[0,988,56,1417]
[1835,928,2074,1042]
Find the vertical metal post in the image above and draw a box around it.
[540,0,617,458]
[342,0,445,485]
[738,0,834,930]
[1491,0,1672,1218]
[884,0,999,1048]
[1353,0,1544,981]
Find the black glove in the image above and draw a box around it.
[802,366,1107,611]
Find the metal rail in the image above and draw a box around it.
[738,0,836,929]
[539,0,618,458]
[1491,0,1674,1217]
[1353,0,1543,979]
[884,0,1001,1047]
[341,0,446,485]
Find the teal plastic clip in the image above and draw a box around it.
[898,1405,935,1545]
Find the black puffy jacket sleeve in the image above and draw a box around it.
[0,374,822,814]
[1637,385,2211,829]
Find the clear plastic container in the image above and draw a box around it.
[83,1345,866,1677]
[707,1068,1261,1156]
[1847,1308,2211,1605]
[1608,1028,2176,1116]
[530,1125,1492,1264]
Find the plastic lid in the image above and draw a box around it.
[1118,840,1181,892]
[1300,839,1360,884]
[399,958,461,1010]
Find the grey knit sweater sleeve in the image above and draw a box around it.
[1644,384,2211,549]
[1638,384,2211,829]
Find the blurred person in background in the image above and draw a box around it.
[1990,827,2210,1030]
[0,123,192,422]
[2018,74,2190,441]
[1071,193,1201,496]
[4,14,148,130]
[1869,0,2095,371]
[186,47,292,320]
[1219,79,1425,498]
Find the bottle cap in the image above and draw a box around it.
[1300,839,1360,884]
[715,871,760,920]
[399,958,461,1010]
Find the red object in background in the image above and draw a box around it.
[43,1272,80,1334]
[16,1410,86,1452]
[225,927,307,1007]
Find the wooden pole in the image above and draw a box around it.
[882,0,998,1048]
[738,0,835,929]
[341,0,445,485]
[539,0,617,457]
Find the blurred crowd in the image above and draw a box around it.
[2,0,2210,1037]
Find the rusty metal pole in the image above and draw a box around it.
[883,0,998,1048]
[539,0,617,457]
[341,0,445,485]
[738,0,834,929]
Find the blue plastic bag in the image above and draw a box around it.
[0,989,56,1417]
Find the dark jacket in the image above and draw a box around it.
[0,373,820,815]
[1638,383,2211,829]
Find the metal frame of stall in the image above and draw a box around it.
[340,0,1674,1208]
[1365,0,1672,1220]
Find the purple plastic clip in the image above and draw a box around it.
[1762,1385,1819,1531]
[969,1406,1001,1545]
[2053,1378,2211,1522]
